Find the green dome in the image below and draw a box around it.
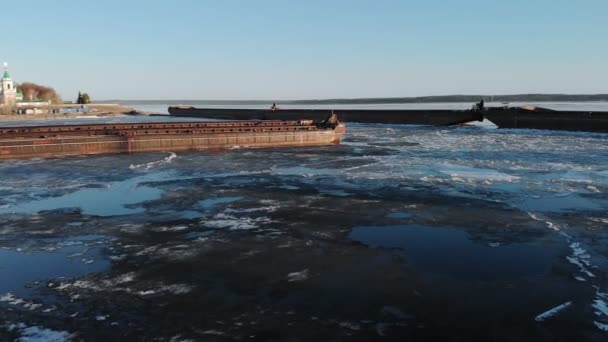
[2,70,10,79]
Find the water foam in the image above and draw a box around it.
[129,152,177,170]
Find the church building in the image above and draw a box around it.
[0,63,23,106]
[1,63,51,114]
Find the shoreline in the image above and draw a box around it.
[0,104,160,123]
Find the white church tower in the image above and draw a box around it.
[1,62,17,106]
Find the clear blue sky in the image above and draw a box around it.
[2,0,607,100]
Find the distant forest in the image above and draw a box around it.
[110,94,608,105]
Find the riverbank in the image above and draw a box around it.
[0,104,159,123]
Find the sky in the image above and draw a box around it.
[2,0,607,101]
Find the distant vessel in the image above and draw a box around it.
[168,106,484,126]
[0,116,346,159]
[484,106,608,132]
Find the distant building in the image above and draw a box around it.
[0,65,18,106]
[1,63,51,114]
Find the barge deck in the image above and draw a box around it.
[0,117,346,159]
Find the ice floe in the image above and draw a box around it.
[527,212,560,231]
[595,321,608,331]
[566,242,595,278]
[1,293,48,312]
[528,210,608,331]
[589,217,608,224]
[381,306,410,320]
[53,274,193,297]
[534,301,572,321]
[151,225,189,233]
[286,269,309,282]
[438,164,520,183]
[339,321,361,331]
[203,213,272,231]
[15,325,73,342]
[592,290,608,329]
[592,299,608,317]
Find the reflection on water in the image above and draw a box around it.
[520,193,605,212]
[0,236,109,295]
[350,225,561,280]
[0,173,165,216]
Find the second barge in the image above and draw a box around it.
[484,106,608,132]
[0,115,345,159]
[168,107,484,125]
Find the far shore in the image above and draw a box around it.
[0,104,162,122]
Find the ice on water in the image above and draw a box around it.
[1,108,607,335]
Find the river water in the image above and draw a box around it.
[0,102,607,340]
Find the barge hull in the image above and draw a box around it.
[168,107,483,125]
[484,107,608,132]
[0,119,346,159]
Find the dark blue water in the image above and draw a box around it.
[350,225,560,280]
[0,236,110,296]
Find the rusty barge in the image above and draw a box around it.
[0,116,346,159]
[168,107,484,125]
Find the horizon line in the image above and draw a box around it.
[97,93,608,103]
